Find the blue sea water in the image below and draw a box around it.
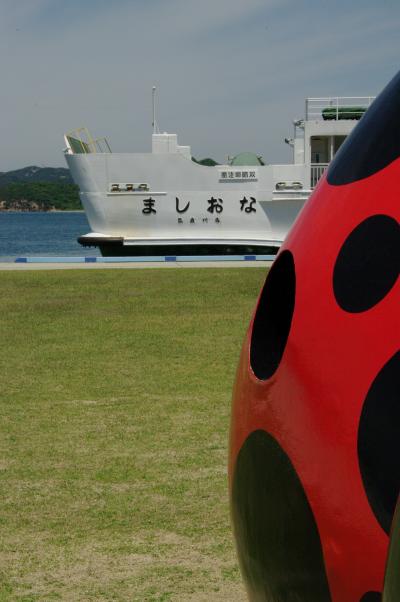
[0,212,100,261]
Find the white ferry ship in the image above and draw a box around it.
[64,95,374,256]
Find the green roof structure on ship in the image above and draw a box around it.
[230,152,265,166]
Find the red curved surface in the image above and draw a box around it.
[229,161,400,601]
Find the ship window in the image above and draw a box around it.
[311,136,329,163]
[334,136,346,155]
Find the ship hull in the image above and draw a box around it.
[77,236,282,257]
[65,152,309,256]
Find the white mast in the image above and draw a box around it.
[152,86,160,134]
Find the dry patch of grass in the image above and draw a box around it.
[0,268,266,600]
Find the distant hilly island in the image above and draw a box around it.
[0,166,73,186]
[0,166,80,211]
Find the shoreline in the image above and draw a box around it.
[0,209,84,213]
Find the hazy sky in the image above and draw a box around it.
[1,0,400,171]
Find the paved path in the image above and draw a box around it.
[0,261,272,271]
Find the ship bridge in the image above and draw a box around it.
[292,96,375,188]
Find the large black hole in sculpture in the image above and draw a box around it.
[358,351,400,535]
[333,215,400,313]
[250,250,295,380]
[232,430,331,601]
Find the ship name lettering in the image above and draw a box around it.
[240,196,257,213]
[207,197,223,214]
[142,197,156,215]
[176,197,190,213]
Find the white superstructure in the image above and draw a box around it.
[64,96,374,256]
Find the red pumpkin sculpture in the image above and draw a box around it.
[229,71,400,602]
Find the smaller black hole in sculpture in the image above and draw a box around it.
[250,250,296,380]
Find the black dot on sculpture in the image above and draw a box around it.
[333,215,400,313]
[327,70,400,185]
[358,351,400,534]
[232,430,332,601]
[359,592,381,602]
[250,250,295,380]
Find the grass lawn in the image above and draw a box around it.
[0,267,267,601]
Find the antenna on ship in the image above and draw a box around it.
[152,86,160,134]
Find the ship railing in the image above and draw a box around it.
[64,127,112,154]
[311,163,329,187]
[305,97,375,122]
